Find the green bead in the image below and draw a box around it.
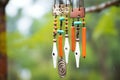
[57,30,64,34]
[74,21,82,25]
[59,17,65,21]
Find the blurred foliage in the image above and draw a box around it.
[6,0,120,80]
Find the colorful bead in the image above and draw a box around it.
[74,21,82,25]
[65,21,68,24]
[54,22,57,24]
[54,26,57,29]
[53,29,56,32]
[54,18,57,21]
[65,18,68,20]
[82,18,85,21]
[65,25,68,27]
[59,17,65,21]
[57,30,64,34]
[82,21,86,25]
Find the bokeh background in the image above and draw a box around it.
[6,0,120,80]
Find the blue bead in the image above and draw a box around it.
[59,17,65,21]
[57,30,64,34]
[74,21,82,25]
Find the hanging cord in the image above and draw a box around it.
[65,0,68,34]
[72,18,74,26]
[82,0,84,7]
[60,20,63,30]
[76,16,80,39]
[66,0,67,6]
[54,0,56,7]
[79,0,80,10]
[53,0,57,38]
[82,18,85,27]
[65,15,68,34]
[59,0,64,4]
[80,0,84,7]
[71,0,73,11]
[53,15,57,39]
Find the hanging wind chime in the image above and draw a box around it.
[52,0,86,77]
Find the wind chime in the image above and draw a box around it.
[52,0,86,77]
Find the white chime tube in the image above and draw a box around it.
[74,39,80,68]
[64,34,70,64]
[52,40,58,68]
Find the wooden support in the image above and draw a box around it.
[70,7,85,18]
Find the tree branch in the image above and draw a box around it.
[0,0,9,7]
[86,0,120,13]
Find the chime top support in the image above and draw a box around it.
[70,0,85,18]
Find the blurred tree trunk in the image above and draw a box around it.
[90,37,109,80]
[98,38,109,80]
[0,0,9,80]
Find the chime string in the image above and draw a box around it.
[53,0,57,39]
[78,0,80,9]
[54,15,57,39]
[54,0,56,7]
[76,16,80,39]
[60,20,62,31]
[65,0,68,34]
[66,0,67,5]
[71,0,73,11]
[82,0,84,7]
[59,0,64,4]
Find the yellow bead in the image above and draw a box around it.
[65,25,68,27]
[54,22,57,24]
[65,18,68,20]
[82,22,86,25]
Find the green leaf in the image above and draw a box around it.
[92,7,118,40]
